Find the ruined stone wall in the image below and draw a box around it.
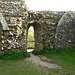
[56,12,75,48]
[0,0,28,53]
[27,11,64,50]
[0,0,74,53]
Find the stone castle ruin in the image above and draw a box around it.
[0,0,75,53]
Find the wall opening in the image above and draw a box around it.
[27,26,35,52]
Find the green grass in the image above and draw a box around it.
[27,30,35,49]
[27,30,34,41]
[37,47,75,75]
[0,51,30,60]
[0,48,75,75]
[27,42,35,49]
[0,60,46,75]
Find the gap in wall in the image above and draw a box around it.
[27,26,35,52]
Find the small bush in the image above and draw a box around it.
[0,51,30,60]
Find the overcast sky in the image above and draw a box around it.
[25,0,75,11]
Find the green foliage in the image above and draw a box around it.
[0,51,30,60]
[27,30,35,49]
[32,47,75,55]
[28,30,34,41]
[32,49,47,55]
[27,42,35,49]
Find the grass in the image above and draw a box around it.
[0,48,75,75]
[0,51,47,75]
[34,47,75,75]
[27,42,35,49]
[0,51,30,60]
[27,30,34,41]
[0,60,46,75]
[27,30,35,49]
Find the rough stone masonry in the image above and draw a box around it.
[0,0,75,54]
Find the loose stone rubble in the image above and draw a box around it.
[0,0,75,54]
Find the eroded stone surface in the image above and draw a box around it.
[56,12,75,48]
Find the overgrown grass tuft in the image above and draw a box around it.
[0,51,30,60]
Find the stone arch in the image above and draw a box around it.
[56,12,75,48]
[26,21,43,51]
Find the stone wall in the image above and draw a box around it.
[0,0,75,54]
[0,13,8,30]
[0,0,28,53]
[56,12,75,48]
[27,11,64,50]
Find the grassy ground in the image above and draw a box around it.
[41,48,75,75]
[0,60,46,75]
[0,52,47,75]
[0,48,75,75]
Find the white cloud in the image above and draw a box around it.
[25,0,75,11]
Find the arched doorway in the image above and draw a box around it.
[27,26,35,52]
[26,22,43,52]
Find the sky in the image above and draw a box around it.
[29,26,34,30]
[25,0,75,11]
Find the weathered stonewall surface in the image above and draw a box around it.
[27,11,64,50]
[0,0,74,54]
[0,0,28,53]
[56,12,75,48]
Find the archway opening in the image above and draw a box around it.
[27,26,35,52]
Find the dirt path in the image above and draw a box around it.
[25,53,60,69]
